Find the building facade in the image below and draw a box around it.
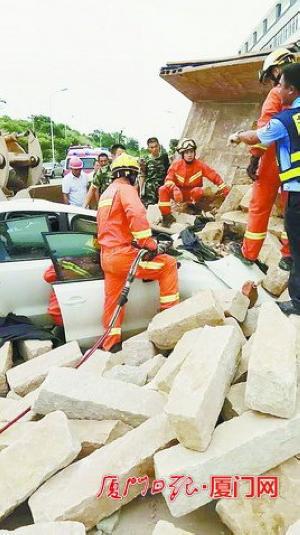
[239,0,300,54]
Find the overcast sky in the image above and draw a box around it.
[0,0,275,148]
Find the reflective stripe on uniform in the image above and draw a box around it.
[188,171,202,184]
[158,201,171,207]
[217,183,227,190]
[281,231,288,240]
[98,198,113,208]
[175,173,185,184]
[165,180,175,187]
[279,167,300,182]
[131,228,152,239]
[108,328,121,336]
[244,231,267,240]
[139,261,164,270]
[291,152,300,163]
[160,292,179,304]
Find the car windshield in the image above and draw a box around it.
[43,163,53,169]
[66,157,96,170]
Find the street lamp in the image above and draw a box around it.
[49,88,69,165]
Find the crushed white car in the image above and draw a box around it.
[0,199,270,346]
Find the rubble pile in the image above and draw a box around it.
[1,196,299,534]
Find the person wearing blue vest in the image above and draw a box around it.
[229,62,300,316]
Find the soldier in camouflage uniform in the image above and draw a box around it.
[141,137,170,206]
[84,153,112,208]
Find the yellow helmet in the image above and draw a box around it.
[259,47,296,83]
[176,138,197,154]
[111,153,139,174]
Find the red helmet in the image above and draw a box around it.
[69,156,83,170]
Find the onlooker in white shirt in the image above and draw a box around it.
[62,156,88,207]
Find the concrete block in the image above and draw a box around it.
[0,397,36,423]
[241,307,259,337]
[154,394,300,517]
[121,331,158,366]
[77,349,117,377]
[0,342,13,396]
[154,329,203,394]
[104,364,147,385]
[0,522,85,534]
[0,421,37,451]
[290,315,300,381]
[148,290,224,350]
[18,339,53,361]
[0,411,81,521]
[6,341,82,396]
[140,354,166,382]
[222,382,248,420]
[258,232,282,268]
[69,419,131,459]
[262,265,289,297]
[165,325,242,451]
[213,289,249,322]
[33,367,166,427]
[152,520,194,534]
[196,222,224,244]
[220,211,248,236]
[96,510,120,533]
[245,302,297,418]
[29,414,176,530]
[217,457,300,535]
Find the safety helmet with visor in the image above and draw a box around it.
[259,48,296,84]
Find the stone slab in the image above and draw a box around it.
[245,302,297,418]
[213,289,249,322]
[222,382,248,420]
[287,520,300,535]
[0,411,81,521]
[104,364,147,386]
[0,342,13,396]
[218,186,249,215]
[258,232,282,268]
[0,522,85,534]
[240,307,259,337]
[223,317,246,346]
[154,394,300,517]
[33,367,166,427]
[232,335,254,384]
[29,414,176,530]
[196,222,224,244]
[152,520,194,534]
[239,186,252,212]
[154,329,203,394]
[6,341,82,396]
[148,290,224,350]
[262,266,289,297]
[18,339,53,361]
[69,419,132,459]
[121,331,157,366]
[165,325,242,451]
[217,457,300,535]
[140,354,166,382]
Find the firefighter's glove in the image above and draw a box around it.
[229,132,242,145]
[142,246,158,262]
[247,155,260,181]
[157,241,171,255]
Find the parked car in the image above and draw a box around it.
[0,199,270,347]
[43,162,64,179]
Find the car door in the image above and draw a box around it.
[0,215,52,320]
[43,232,159,346]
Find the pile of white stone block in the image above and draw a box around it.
[1,287,300,534]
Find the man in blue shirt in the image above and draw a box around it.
[229,63,300,316]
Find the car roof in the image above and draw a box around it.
[0,199,97,217]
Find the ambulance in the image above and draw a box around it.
[64,146,110,178]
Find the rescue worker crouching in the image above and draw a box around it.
[158,138,230,227]
[97,153,179,352]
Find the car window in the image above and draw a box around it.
[2,211,61,231]
[70,214,97,233]
[43,232,104,281]
[66,157,96,170]
[0,215,50,262]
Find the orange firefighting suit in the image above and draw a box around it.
[242,86,290,260]
[44,266,63,326]
[158,158,229,215]
[97,178,179,351]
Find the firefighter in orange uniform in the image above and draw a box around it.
[97,153,179,352]
[44,265,63,326]
[158,138,230,226]
[231,48,295,270]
